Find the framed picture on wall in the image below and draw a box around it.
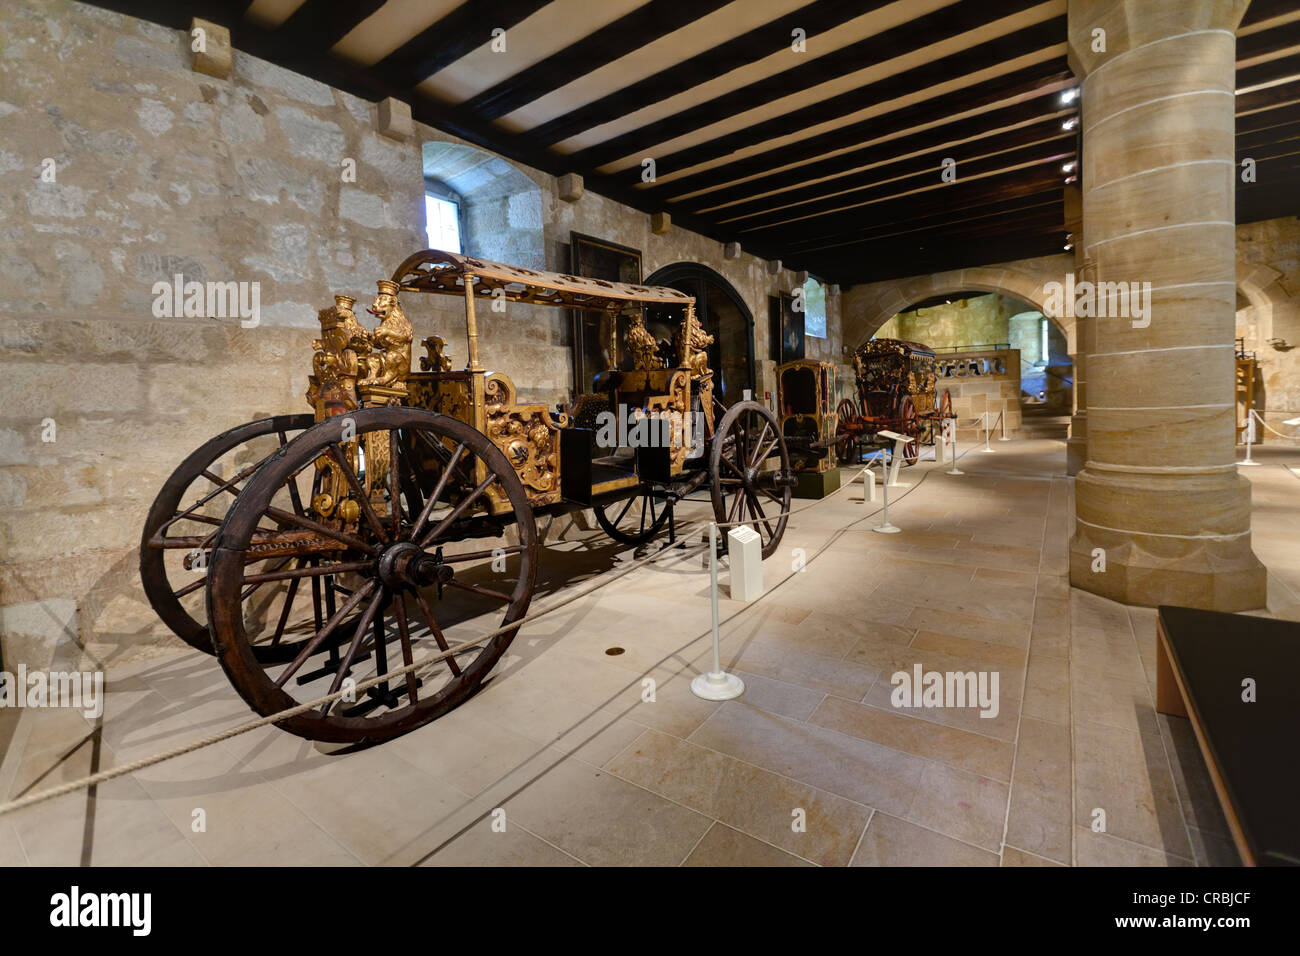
[569,232,642,393]
[769,293,805,363]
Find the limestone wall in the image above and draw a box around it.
[0,0,839,668]
[936,349,1023,441]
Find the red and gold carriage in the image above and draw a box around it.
[835,338,952,465]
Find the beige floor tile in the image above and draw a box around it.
[726,637,878,699]
[728,671,826,722]
[419,820,582,866]
[809,695,1014,781]
[852,811,998,866]
[1071,666,1159,736]
[1069,625,1146,681]
[905,762,1010,852]
[688,702,925,816]
[683,821,814,866]
[1074,827,1194,866]
[1022,653,1070,725]
[493,754,712,866]
[905,606,1032,648]
[1005,716,1072,864]
[1002,845,1065,866]
[607,729,870,865]
[861,669,1020,742]
[1187,826,1241,867]
[1073,722,1193,859]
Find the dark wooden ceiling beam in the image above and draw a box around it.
[739,139,1073,236]
[709,118,1073,224]
[781,165,1068,251]
[680,91,1072,214]
[370,0,552,92]
[610,16,1067,191]
[569,0,1056,171]
[455,0,734,123]
[1242,0,1298,27]
[1236,78,1300,113]
[1237,50,1300,90]
[1238,101,1300,135]
[816,231,1068,287]
[524,0,893,147]
[823,192,1064,247]
[655,59,1071,201]
[1238,17,1300,59]
[270,0,385,53]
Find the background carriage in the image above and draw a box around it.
[140,250,793,744]
[835,338,953,465]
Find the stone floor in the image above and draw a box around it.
[1,437,1296,866]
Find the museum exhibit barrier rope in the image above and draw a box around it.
[0,448,967,818]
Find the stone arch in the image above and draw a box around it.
[421,141,545,270]
[842,254,1077,352]
[1236,260,1296,347]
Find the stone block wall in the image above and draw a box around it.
[0,1,841,668]
[936,349,1023,441]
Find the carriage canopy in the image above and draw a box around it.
[390,249,695,313]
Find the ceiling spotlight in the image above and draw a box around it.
[1063,242,1073,251]
[1064,174,1078,184]
[1062,161,1076,173]
[1062,117,1079,131]
[1060,87,1079,105]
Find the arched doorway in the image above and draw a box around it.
[645,262,755,407]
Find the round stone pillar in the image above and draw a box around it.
[1064,183,1088,476]
[1067,0,1266,610]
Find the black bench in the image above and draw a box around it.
[1156,605,1300,866]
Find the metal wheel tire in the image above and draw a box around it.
[900,395,920,466]
[206,407,538,745]
[140,414,315,655]
[708,401,792,559]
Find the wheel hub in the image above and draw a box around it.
[376,541,449,591]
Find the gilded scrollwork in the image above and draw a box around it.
[484,373,562,506]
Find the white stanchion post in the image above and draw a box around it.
[879,430,913,487]
[727,525,762,601]
[692,522,745,701]
[980,412,995,452]
[1240,411,1260,466]
[945,419,964,476]
[998,409,1011,441]
[872,456,901,534]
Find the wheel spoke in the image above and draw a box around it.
[392,593,420,703]
[327,444,389,543]
[612,493,636,527]
[274,579,376,687]
[410,443,467,541]
[321,589,385,712]
[746,492,776,541]
[242,560,371,585]
[436,545,524,564]
[410,589,463,677]
[747,422,772,467]
[264,505,377,555]
[263,575,301,647]
[419,472,499,549]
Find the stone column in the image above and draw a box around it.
[1064,184,1088,475]
[1068,0,1266,610]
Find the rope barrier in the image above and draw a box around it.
[1249,408,1300,441]
[0,442,963,817]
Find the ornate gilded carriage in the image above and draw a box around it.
[141,249,792,744]
[775,360,838,473]
[835,338,952,465]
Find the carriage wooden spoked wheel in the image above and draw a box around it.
[205,407,538,745]
[594,485,673,547]
[709,401,793,559]
[834,398,860,462]
[898,395,921,466]
[140,413,318,658]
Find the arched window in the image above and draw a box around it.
[423,177,462,253]
[804,278,827,338]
